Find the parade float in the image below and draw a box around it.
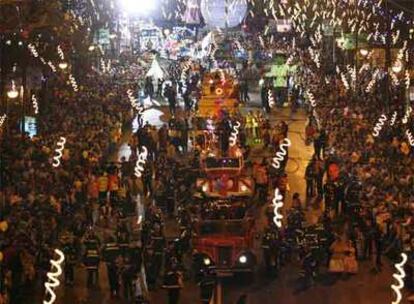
[197,71,240,117]
[191,128,256,276]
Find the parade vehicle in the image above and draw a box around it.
[191,143,256,276]
[192,215,256,275]
[198,71,239,117]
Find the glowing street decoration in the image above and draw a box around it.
[229,121,241,147]
[272,188,284,228]
[0,114,6,130]
[31,94,39,114]
[127,89,145,115]
[391,253,407,304]
[28,43,39,57]
[272,138,291,169]
[390,111,397,126]
[306,90,317,107]
[52,137,66,168]
[372,114,387,137]
[402,106,412,124]
[268,89,275,108]
[406,130,414,147]
[134,146,148,178]
[57,45,65,61]
[68,74,79,92]
[43,249,65,304]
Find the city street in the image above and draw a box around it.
[30,100,398,304]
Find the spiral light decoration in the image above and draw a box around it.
[268,89,275,108]
[127,89,145,115]
[68,74,79,92]
[390,111,397,126]
[391,253,407,304]
[134,146,148,178]
[229,121,241,147]
[272,138,292,169]
[52,137,66,168]
[43,249,65,304]
[272,188,284,228]
[402,106,412,124]
[372,114,387,137]
[406,130,414,147]
[31,94,39,114]
[306,90,317,107]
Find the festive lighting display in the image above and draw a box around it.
[134,146,148,178]
[229,121,241,147]
[127,89,145,114]
[402,106,412,124]
[52,137,66,168]
[68,74,79,92]
[31,94,39,114]
[391,253,407,304]
[43,249,65,304]
[268,89,275,108]
[0,114,6,130]
[272,138,291,169]
[406,130,414,147]
[372,114,387,137]
[272,188,284,228]
[390,111,397,126]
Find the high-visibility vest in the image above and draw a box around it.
[98,176,108,192]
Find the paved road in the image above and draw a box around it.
[40,99,400,304]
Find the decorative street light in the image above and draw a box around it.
[359,49,368,56]
[7,81,18,99]
[58,62,68,70]
[392,61,403,74]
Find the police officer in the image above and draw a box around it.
[103,236,120,297]
[198,272,215,304]
[162,263,184,304]
[262,224,279,276]
[62,235,77,285]
[151,224,166,280]
[83,231,100,287]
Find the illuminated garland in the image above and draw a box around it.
[181,60,191,94]
[57,45,65,61]
[372,114,387,138]
[52,137,66,168]
[134,146,148,178]
[366,70,379,93]
[31,94,39,114]
[229,121,241,147]
[272,138,291,169]
[391,253,407,304]
[43,249,65,304]
[406,130,414,147]
[272,188,284,228]
[402,106,412,124]
[268,89,275,108]
[390,111,397,126]
[127,89,145,115]
[0,114,6,130]
[405,70,410,89]
[68,74,79,92]
[306,90,317,107]
[28,43,39,57]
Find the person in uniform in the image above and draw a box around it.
[103,236,120,296]
[83,231,100,287]
[262,224,279,276]
[162,263,184,304]
[62,236,77,285]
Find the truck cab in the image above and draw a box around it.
[193,216,256,274]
